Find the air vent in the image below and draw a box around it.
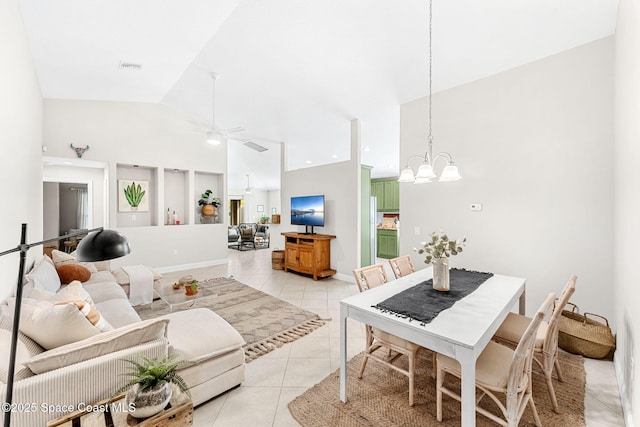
[243,141,268,152]
[118,61,142,71]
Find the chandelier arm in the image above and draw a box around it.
[432,152,455,166]
[403,154,429,168]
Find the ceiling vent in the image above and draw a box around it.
[243,141,268,152]
[118,61,142,71]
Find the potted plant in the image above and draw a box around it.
[198,189,221,216]
[416,231,466,292]
[184,280,199,296]
[259,216,270,224]
[115,355,190,419]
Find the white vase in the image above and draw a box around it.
[126,382,172,419]
[432,257,450,291]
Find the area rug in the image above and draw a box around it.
[289,349,585,426]
[134,277,327,362]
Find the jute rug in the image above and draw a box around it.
[134,277,327,362]
[289,349,585,426]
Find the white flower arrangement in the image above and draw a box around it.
[416,231,466,264]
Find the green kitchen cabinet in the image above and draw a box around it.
[376,229,399,259]
[371,178,399,212]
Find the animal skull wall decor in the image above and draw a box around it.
[70,143,89,158]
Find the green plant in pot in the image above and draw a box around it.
[259,216,270,224]
[198,189,221,216]
[184,280,199,296]
[115,355,190,419]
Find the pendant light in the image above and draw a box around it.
[245,174,252,194]
[398,0,461,184]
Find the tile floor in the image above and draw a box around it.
[160,249,625,427]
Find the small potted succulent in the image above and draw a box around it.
[115,355,190,419]
[259,216,270,224]
[184,280,199,296]
[198,189,221,216]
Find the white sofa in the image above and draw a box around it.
[0,255,246,426]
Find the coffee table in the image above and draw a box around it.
[154,282,218,312]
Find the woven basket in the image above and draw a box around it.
[558,303,616,359]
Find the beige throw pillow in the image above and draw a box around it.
[51,249,98,273]
[8,297,113,350]
[23,280,94,305]
[24,256,61,293]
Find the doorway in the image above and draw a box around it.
[229,198,243,225]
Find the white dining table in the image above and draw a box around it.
[339,267,526,427]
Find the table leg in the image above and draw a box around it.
[459,348,476,427]
[339,305,348,403]
[519,286,526,315]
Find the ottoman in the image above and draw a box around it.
[162,308,246,405]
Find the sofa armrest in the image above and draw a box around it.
[0,337,168,427]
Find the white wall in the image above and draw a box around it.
[42,100,229,269]
[0,0,43,301]
[42,183,60,239]
[280,120,361,280]
[614,0,640,423]
[400,37,614,320]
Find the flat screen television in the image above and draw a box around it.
[291,195,325,233]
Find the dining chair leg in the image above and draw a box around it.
[408,351,415,407]
[554,355,565,382]
[545,373,560,413]
[528,395,543,427]
[358,353,370,379]
[436,364,444,421]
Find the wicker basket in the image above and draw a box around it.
[558,303,616,359]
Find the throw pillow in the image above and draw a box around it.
[9,298,113,350]
[51,249,98,273]
[23,280,94,305]
[24,256,61,293]
[56,264,91,284]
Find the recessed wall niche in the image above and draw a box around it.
[164,168,189,225]
[116,164,157,227]
[195,171,224,225]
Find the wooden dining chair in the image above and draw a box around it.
[492,275,577,413]
[353,264,421,406]
[435,292,555,427]
[388,254,415,279]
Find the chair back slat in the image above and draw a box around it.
[544,275,577,355]
[389,255,415,279]
[353,264,388,292]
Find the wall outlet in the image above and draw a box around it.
[173,249,178,255]
[131,215,136,221]
[414,226,421,235]
[470,203,482,211]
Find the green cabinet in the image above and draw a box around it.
[377,229,399,259]
[371,178,399,212]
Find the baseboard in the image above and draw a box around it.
[614,351,635,427]
[334,272,355,283]
[153,258,228,274]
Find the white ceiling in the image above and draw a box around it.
[19,0,618,191]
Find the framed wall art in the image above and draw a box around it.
[118,180,150,212]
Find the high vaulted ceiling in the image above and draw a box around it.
[19,0,618,191]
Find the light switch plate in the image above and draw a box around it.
[470,203,482,211]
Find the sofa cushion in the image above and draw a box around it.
[57,264,92,284]
[25,318,169,374]
[83,270,119,287]
[51,249,98,273]
[9,298,113,350]
[162,308,245,363]
[25,256,61,293]
[82,281,128,304]
[93,299,141,328]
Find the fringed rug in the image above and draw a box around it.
[289,349,585,426]
[134,277,328,362]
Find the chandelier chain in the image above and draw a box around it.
[428,0,433,145]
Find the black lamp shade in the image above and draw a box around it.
[75,229,131,262]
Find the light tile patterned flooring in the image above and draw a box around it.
[160,249,625,426]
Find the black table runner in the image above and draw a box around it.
[373,269,494,325]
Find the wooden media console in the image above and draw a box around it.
[281,232,336,280]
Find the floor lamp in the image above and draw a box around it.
[1,224,131,427]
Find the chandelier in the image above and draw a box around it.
[398,0,461,183]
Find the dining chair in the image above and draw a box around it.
[353,264,421,406]
[492,275,577,413]
[388,254,415,279]
[435,292,555,427]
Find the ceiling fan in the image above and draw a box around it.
[205,72,244,144]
